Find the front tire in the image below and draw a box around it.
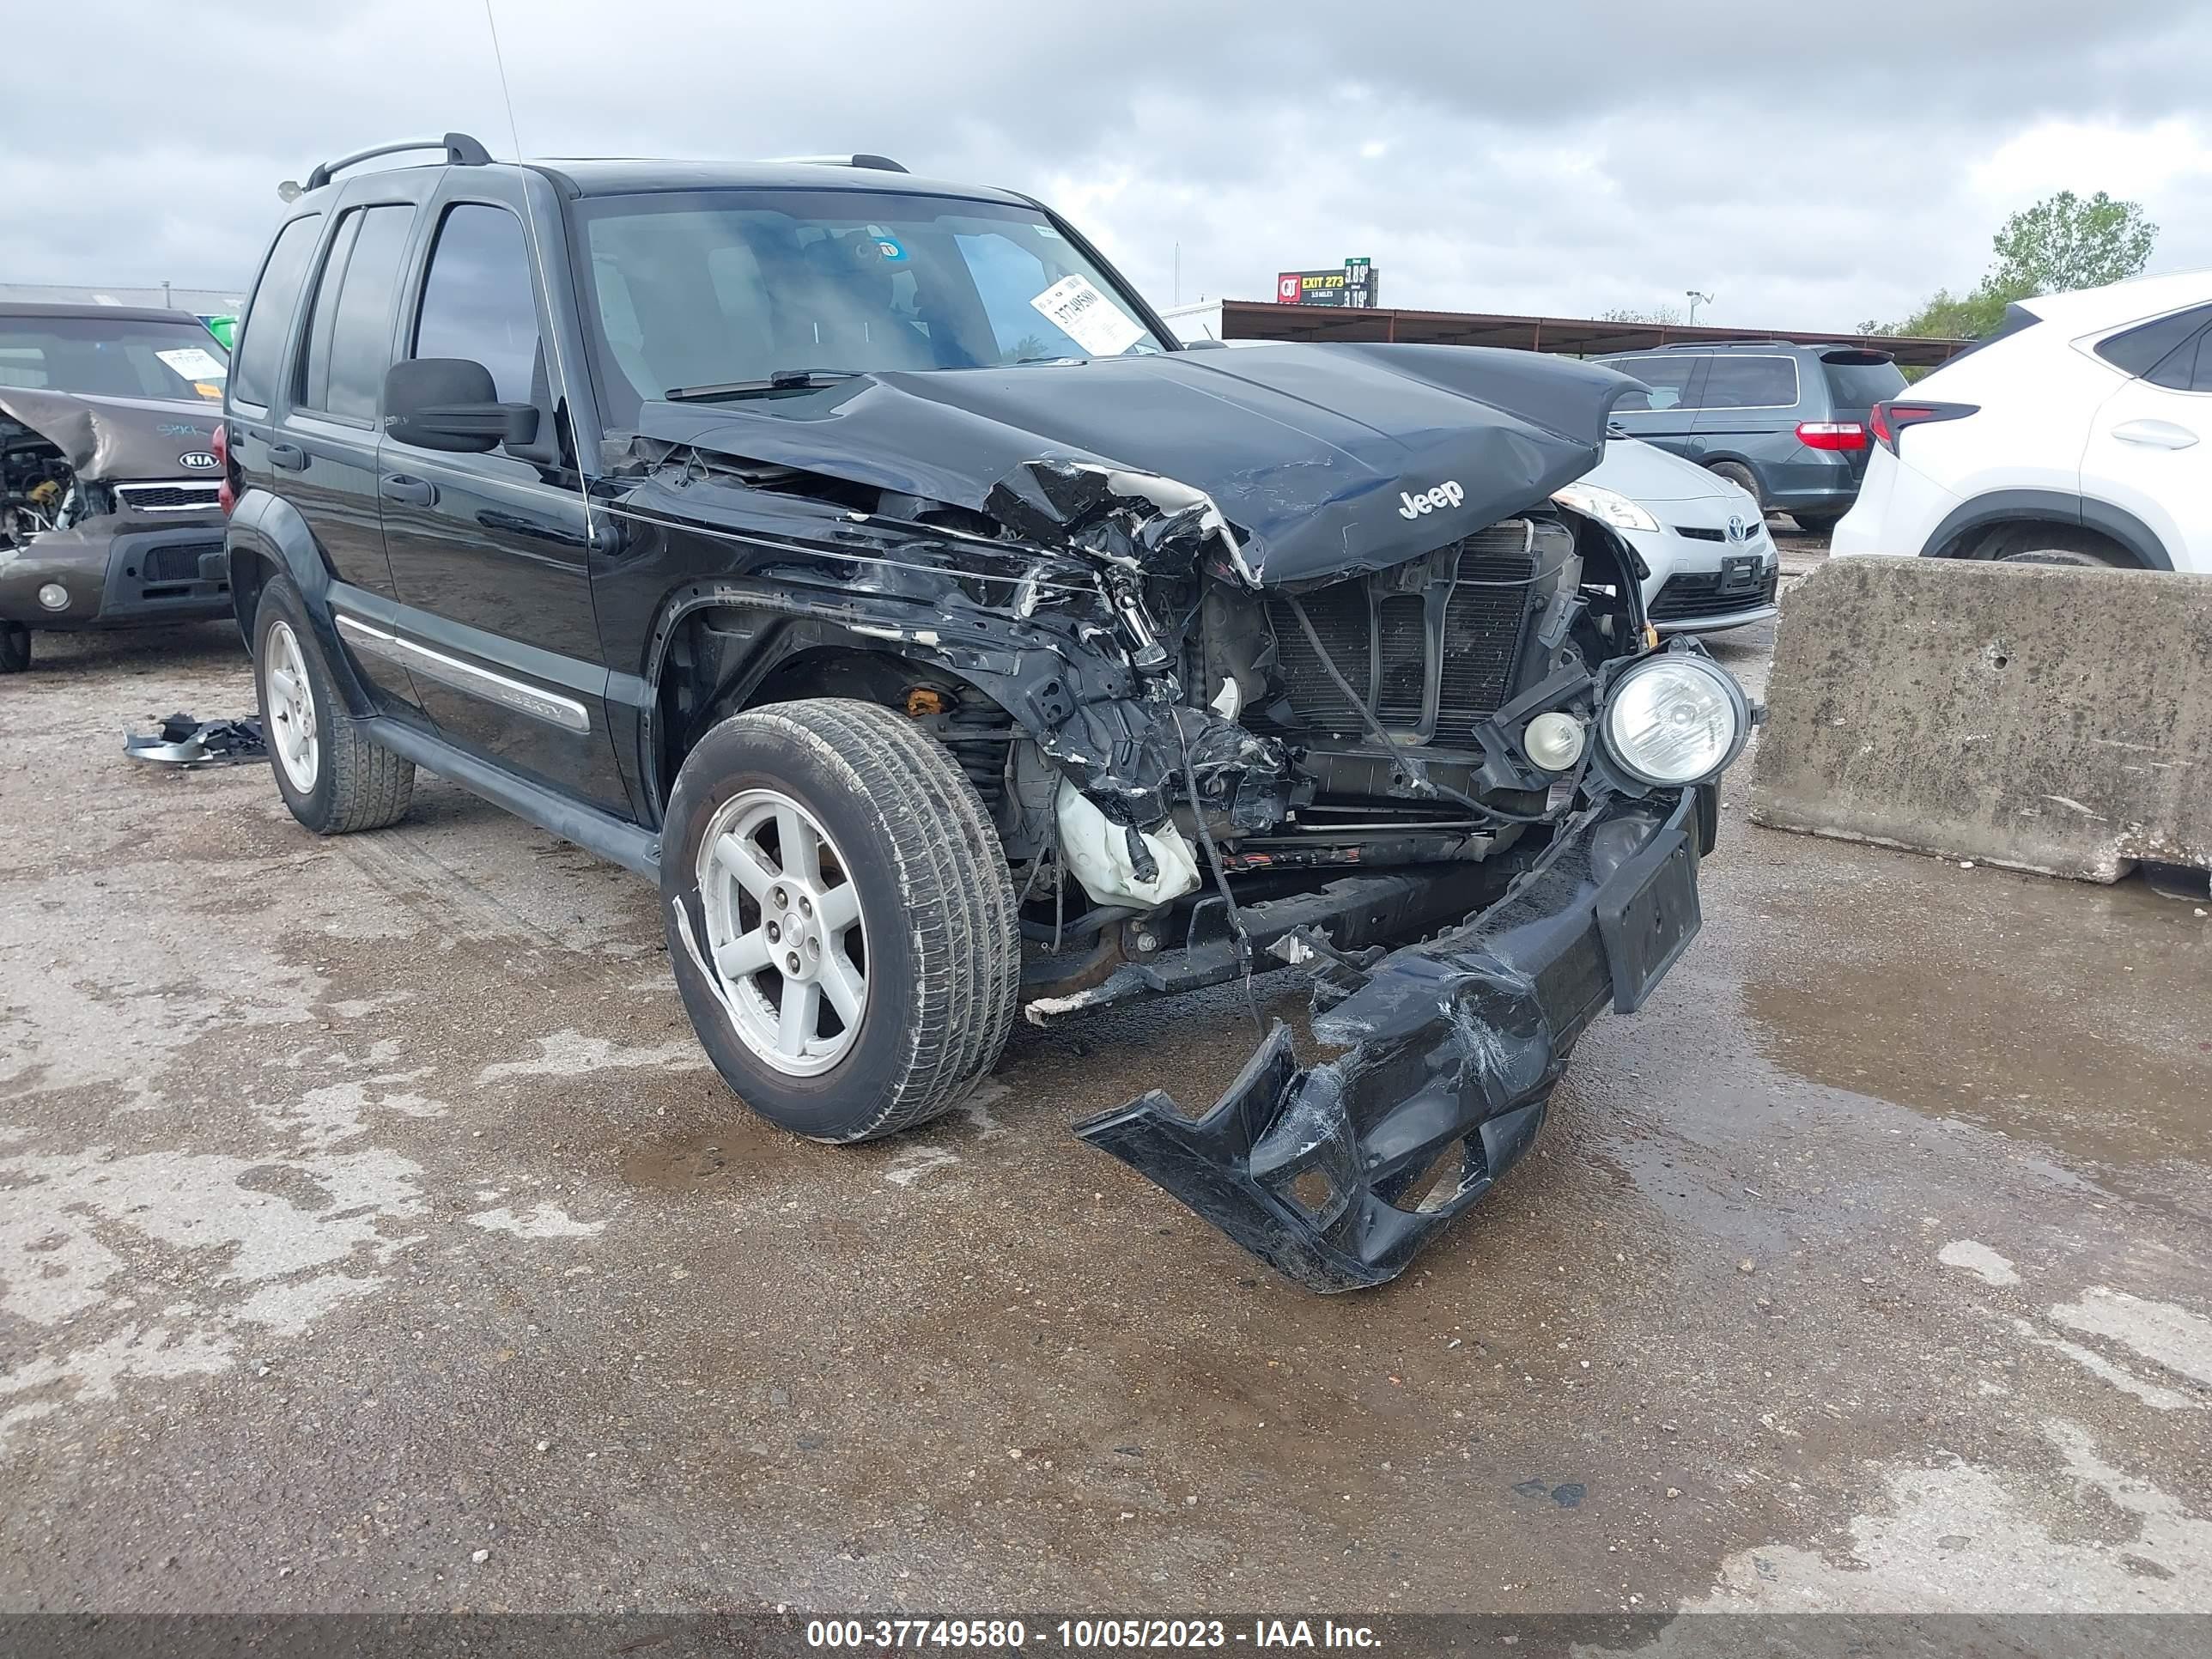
[662,697,1019,1143]
[1790,511,1843,535]
[253,575,415,834]
[0,623,29,674]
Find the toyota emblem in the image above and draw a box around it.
[1725,514,1750,543]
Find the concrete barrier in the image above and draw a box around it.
[1749,556,2212,882]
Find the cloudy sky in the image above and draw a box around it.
[8,0,2212,331]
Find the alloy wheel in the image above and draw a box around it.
[264,621,319,793]
[695,787,869,1077]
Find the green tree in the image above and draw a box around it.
[1986,189,2158,295]
[1866,190,2159,341]
[1598,303,1685,326]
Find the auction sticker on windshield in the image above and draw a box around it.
[155,346,228,381]
[1029,274,1146,357]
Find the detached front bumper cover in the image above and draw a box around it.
[1074,790,1704,1292]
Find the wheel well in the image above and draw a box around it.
[1937,519,2142,568]
[228,547,277,646]
[653,608,979,806]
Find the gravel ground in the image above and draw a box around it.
[3,543,2210,1620]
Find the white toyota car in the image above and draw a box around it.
[1833,270,2212,573]
[1555,436,1780,633]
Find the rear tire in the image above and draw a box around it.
[1984,526,2133,568]
[1706,461,1764,507]
[0,624,28,674]
[253,574,415,834]
[661,697,1019,1144]
[1790,511,1843,535]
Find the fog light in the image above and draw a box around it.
[1523,710,1586,772]
[36,583,69,611]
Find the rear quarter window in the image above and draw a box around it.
[1699,356,1799,410]
[230,214,325,409]
[2097,303,2212,381]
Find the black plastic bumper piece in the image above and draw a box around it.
[1073,790,1702,1292]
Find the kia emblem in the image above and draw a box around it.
[179,451,219,471]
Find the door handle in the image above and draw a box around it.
[269,442,307,471]
[380,474,438,507]
[2112,418,2198,450]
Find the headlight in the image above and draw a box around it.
[1552,483,1660,535]
[1602,653,1747,786]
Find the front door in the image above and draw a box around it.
[1603,353,1708,462]
[376,193,630,812]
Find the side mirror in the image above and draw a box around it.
[383,358,540,453]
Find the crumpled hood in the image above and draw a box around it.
[634,343,1638,586]
[0,388,222,480]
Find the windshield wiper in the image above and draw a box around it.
[665,368,863,403]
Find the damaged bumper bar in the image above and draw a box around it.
[1073,789,1704,1292]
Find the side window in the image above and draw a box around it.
[2096,304,2212,380]
[1608,356,1704,411]
[2183,331,2212,393]
[297,204,414,421]
[231,214,324,409]
[1700,356,1798,410]
[413,204,541,404]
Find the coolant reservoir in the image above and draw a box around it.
[1054,780,1201,910]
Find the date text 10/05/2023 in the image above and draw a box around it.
[805,1619,1382,1650]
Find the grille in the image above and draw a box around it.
[1648,566,1780,622]
[1267,581,1372,731]
[1263,523,1541,739]
[116,483,222,514]
[141,540,223,584]
[1374,595,1428,723]
[1673,524,1726,542]
[1437,552,1535,733]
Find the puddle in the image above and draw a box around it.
[1740,852,2212,1175]
[620,1127,781,1193]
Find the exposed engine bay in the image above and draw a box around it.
[1,415,88,547]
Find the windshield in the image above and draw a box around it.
[0,315,229,401]
[571,189,1169,426]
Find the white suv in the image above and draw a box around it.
[1833,270,2212,574]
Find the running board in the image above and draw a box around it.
[360,716,661,878]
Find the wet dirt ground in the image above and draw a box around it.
[4,547,2210,1620]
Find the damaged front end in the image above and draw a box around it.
[1076,788,1709,1292]
[627,343,1747,1291]
[1,387,229,636]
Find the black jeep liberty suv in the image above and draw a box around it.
[222,135,1752,1290]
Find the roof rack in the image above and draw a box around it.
[757,153,910,174]
[1659,337,1793,349]
[305,132,493,191]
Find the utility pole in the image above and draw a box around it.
[1685,289,1713,325]
[1173,242,1181,307]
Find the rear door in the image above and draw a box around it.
[1600,353,1707,459]
[2081,306,2212,573]
[377,179,630,811]
[1690,352,1803,488]
[259,184,436,714]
